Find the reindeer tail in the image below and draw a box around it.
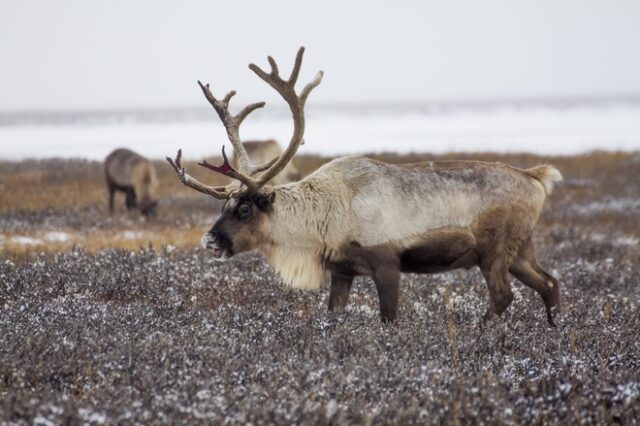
[525,165,563,195]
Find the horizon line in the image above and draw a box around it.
[2,93,640,116]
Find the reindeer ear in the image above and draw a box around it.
[255,191,276,211]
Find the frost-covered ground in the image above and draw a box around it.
[1,152,639,424]
[1,243,639,424]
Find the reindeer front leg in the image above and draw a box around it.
[125,187,137,210]
[372,263,401,323]
[328,272,354,312]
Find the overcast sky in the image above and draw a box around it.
[2,0,640,111]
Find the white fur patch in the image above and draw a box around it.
[351,188,481,247]
[341,158,485,247]
[542,167,563,194]
[265,245,326,290]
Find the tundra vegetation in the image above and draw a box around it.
[1,148,639,423]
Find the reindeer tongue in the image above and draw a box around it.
[212,247,223,258]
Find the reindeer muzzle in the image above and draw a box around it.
[201,232,232,260]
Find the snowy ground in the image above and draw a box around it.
[1,244,639,424]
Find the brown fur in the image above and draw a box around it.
[105,148,158,216]
[322,195,559,324]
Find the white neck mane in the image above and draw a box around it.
[258,181,348,290]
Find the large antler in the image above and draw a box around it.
[248,47,323,185]
[166,47,322,199]
[196,82,278,177]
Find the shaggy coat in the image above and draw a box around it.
[105,148,158,216]
[206,155,562,324]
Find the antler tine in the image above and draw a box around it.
[251,156,280,174]
[196,80,265,176]
[236,101,266,126]
[197,146,258,192]
[248,46,323,186]
[222,90,236,104]
[288,46,304,85]
[300,71,324,105]
[267,56,279,77]
[165,149,233,199]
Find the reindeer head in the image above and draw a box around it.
[140,200,158,217]
[167,47,322,260]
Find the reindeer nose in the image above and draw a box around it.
[210,230,223,242]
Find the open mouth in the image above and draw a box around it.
[212,247,224,259]
[202,232,231,261]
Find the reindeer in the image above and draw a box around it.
[105,148,158,216]
[167,48,563,325]
[233,140,303,185]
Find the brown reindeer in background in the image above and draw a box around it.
[233,140,303,185]
[167,47,562,325]
[105,148,158,216]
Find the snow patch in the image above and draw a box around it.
[614,382,640,406]
[614,236,639,246]
[121,230,146,240]
[570,198,640,216]
[78,408,107,424]
[9,235,41,245]
[32,415,57,426]
[1,232,73,246]
[351,304,377,316]
[45,231,70,242]
[589,233,639,246]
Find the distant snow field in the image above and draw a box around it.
[0,231,73,246]
[0,230,151,246]
[1,102,640,160]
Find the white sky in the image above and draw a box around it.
[1,0,640,111]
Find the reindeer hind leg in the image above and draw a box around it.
[480,254,514,322]
[510,237,560,326]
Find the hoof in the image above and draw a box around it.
[546,305,559,327]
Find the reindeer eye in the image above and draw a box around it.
[237,204,252,219]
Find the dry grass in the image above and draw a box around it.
[2,151,639,261]
[0,162,104,212]
[0,157,230,214]
[0,226,205,261]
